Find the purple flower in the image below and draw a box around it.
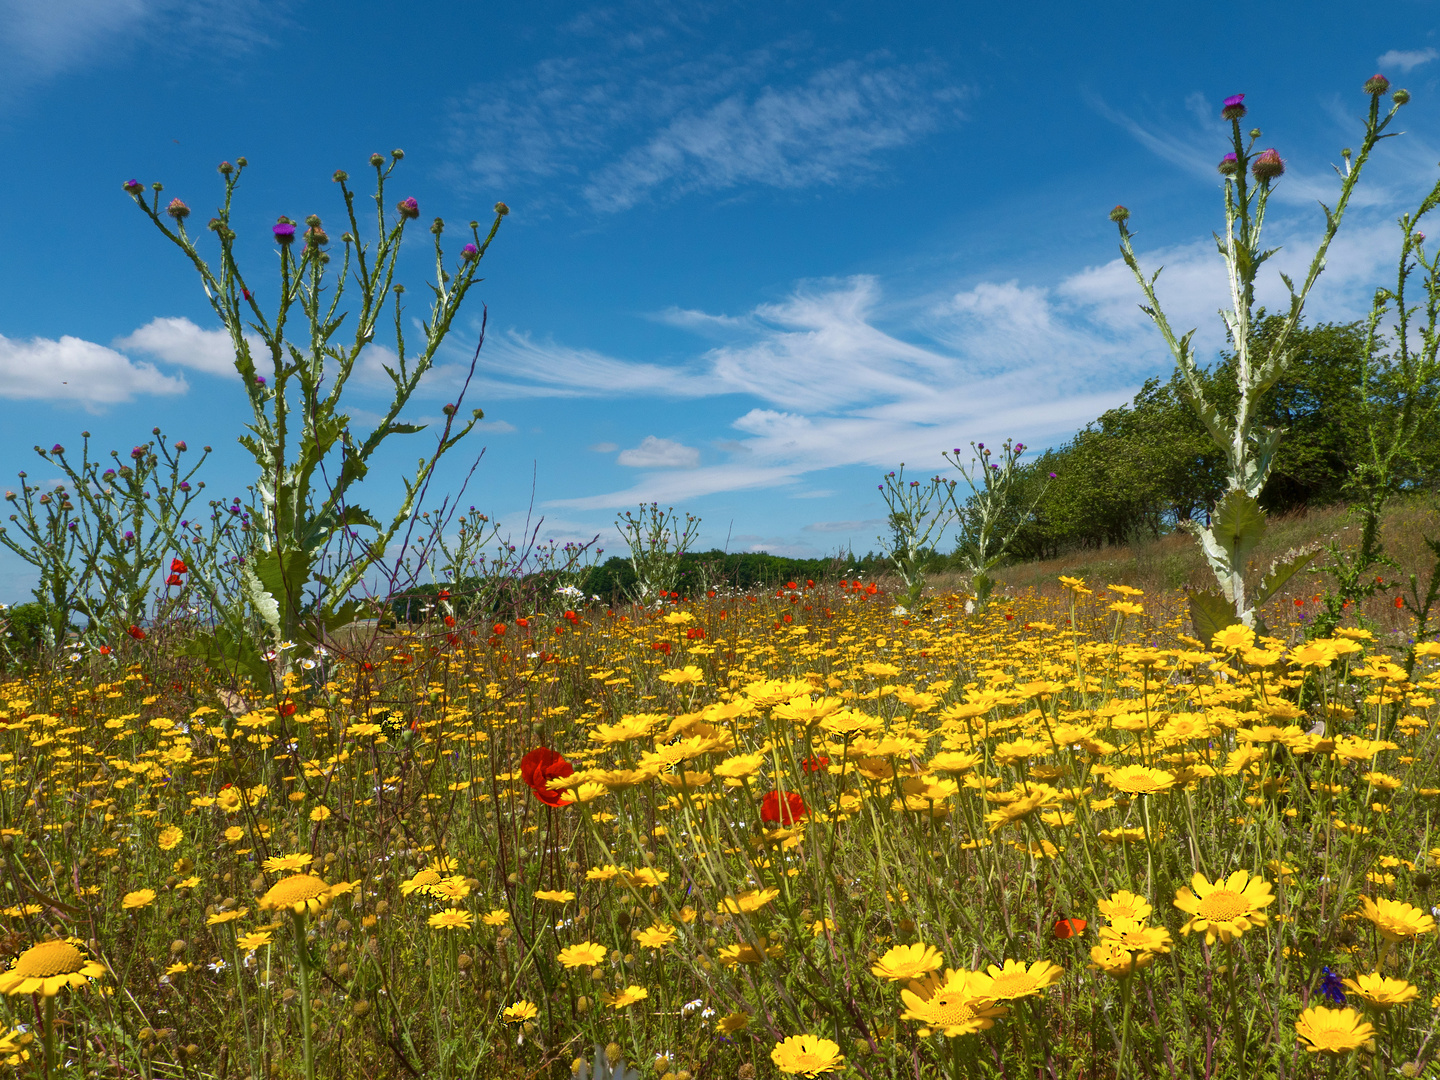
[1222,93,1247,121]
[1251,148,1285,182]
[124,531,134,541]
[1218,152,1239,176]
[123,179,143,195]
[50,444,63,455]
[273,220,296,244]
[131,446,145,459]
[1048,472,1057,479]
[1319,967,1346,1006]
[166,198,191,221]
[1364,74,1390,96]
[461,242,480,261]
[179,482,191,492]
[255,376,267,387]
[397,196,420,220]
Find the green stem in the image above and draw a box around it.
[292,911,316,1080]
[42,993,56,1080]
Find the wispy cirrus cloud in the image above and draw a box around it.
[447,40,966,212]
[0,0,281,98]
[1378,47,1438,73]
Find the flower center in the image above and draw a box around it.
[927,993,978,1026]
[1197,889,1251,921]
[15,941,86,977]
[989,973,1038,998]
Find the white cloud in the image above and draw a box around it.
[589,442,619,453]
[1378,48,1438,73]
[449,45,964,212]
[115,316,263,376]
[805,518,885,533]
[0,333,186,407]
[617,436,700,468]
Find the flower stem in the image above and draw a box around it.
[292,911,316,1080]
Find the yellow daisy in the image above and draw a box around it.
[1294,1006,1375,1054]
[1172,869,1273,944]
[770,1034,845,1076]
[0,941,106,997]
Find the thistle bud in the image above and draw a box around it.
[494,202,510,216]
[306,226,329,248]
[431,216,444,235]
[370,152,384,167]
[1393,88,1411,105]
[1251,148,1285,181]
[305,214,322,227]
[1221,93,1246,121]
[123,178,144,195]
[166,198,191,221]
[397,197,419,219]
[442,403,457,416]
[1109,205,1129,223]
[218,161,233,175]
[1217,152,1238,176]
[333,169,348,182]
[391,148,404,159]
[1364,73,1390,96]
[236,157,247,167]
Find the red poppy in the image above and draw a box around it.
[651,641,671,655]
[492,622,507,636]
[685,626,706,640]
[760,789,807,825]
[801,755,829,772]
[1395,596,1405,609]
[520,747,574,807]
[99,645,111,655]
[127,625,146,640]
[278,701,296,717]
[170,558,188,574]
[1053,917,1087,939]
[165,573,183,586]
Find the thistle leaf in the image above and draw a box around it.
[1252,545,1322,607]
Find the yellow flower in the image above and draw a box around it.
[482,909,510,926]
[899,969,1007,1036]
[1107,764,1175,796]
[1088,943,1154,977]
[215,787,243,813]
[1341,972,1419,1009]
[0,941,107,997]
[658,665,706,686]
[1098,921,1172,955]
[1357,896,1436,941]
[235,932,273,953]
[982,959,1065,1000]
[427,876,471,903]
[400,869,442,897]
[157,825,183,851]
[1294,1006,1375,1055]
[721,888,780,914]
[713,752,767,780]
[1173,869,1274,944]
[258,874,332,916]
[428,909,474,930]
[1211,624,1257,652]
[262,852,313,874]
[770,1034,845,1077]
[1097,890,1153,923]
[716,1012,751,1034]
[223,826,245,844]
[309,805,332,822]
[586,865,623,881]
[1108,601,1144,617]
[206,907,249,926]
[557,942,608,968]
[164,961,192,976]
[122,888,157,910]
[635,923,677,949]
[534,889,575,903]
[603,984,648,1009]
[502,1000,537,1023]
[870,943,946,982]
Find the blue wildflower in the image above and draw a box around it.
[1319,966,1346,1006]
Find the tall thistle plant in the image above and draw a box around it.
[125,154,506,682]
[876,465,953,613]
[943,439,1049,609]
[1114,77,1408,642]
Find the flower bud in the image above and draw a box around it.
[333,169,348,182]
[442,403,457,416]
[494,202,510,216]
[1109,205,1130,223]
[1217,152,1238,176]
[218,161,233,175]
[305,214,322,227]
[370,152,384,167]
[1251,148,1285,181]
[236,157,247,167]
[1221,93,1246,121]
[273,219,297,244]
[461,243,479,261]
[166,198,191,221]
[391,148,404,159]
[51,444,64,455]
[123,178,144,195]
[431,216,444,235]
[1394,88,1411,105]
[1364,73,1390,96]
[207,217,222,231]
[306,226,329,248]
[397,197,419,219]
[175,441,187,452]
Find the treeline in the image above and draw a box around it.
[993,316,1440,560]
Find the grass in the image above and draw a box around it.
[0,566,1438,1079]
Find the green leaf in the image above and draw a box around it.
[179,627,271,687]
[1252,545,1322,608]
[1211,489,1268,575]
[241,564,281,635]
[1188,588,1239,648]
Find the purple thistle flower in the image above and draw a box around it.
[1222,93,1246,121]
[123,179,143,195]
[397,196,420,220]
[1251,148,1285,182]
[1048,472,1057,479]
[255,375,267,386]
[273,220,296,244]
[1218,152,1239,177]
[50,444,63,455]
[461,242,480,262]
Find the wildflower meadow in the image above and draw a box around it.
[3,73,1440,1080]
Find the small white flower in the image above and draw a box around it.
[701,1007,716,1019]
[681,999,704,1017]
[69,652,82,663]
[207,958,227,974]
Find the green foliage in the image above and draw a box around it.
[943,439,1049,606]
[876,465,953,612]
[615,503,701,602]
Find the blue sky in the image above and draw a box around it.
[2,0,1439,599]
